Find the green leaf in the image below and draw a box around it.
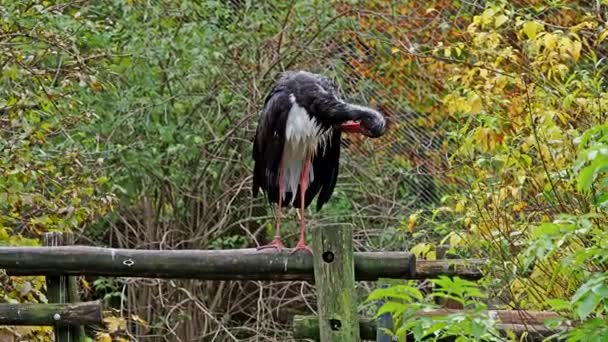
[546,299,571,311]
[577,155,608,193]
[576,294,597,320]
[367,284,423,303]
[376,301,406,318]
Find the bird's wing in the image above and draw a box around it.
[252,87,289,203]
[301,129,341,211]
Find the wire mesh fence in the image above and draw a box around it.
[4,0,601,340]
[113,1,479,340]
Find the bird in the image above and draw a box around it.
[252,70,387,253]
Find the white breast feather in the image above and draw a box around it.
[280,94,332,204]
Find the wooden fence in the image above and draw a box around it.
[0,229,563,341]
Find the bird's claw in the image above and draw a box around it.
[290,240,312,254]
[257,236,285,252]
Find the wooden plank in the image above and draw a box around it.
[3,246,417,281]
[0,301,103,326]
[312,226,360,341]
[414,259,485,280]
[292,315,563,341]
[416,309,562,325]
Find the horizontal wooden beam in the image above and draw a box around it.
[293,313,562,341]
[0,301,103,326]
[2,246,419,281]
[416,309,562,326]
[414,259,485,280]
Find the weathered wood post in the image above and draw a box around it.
[311,225,360,341]
[43,232,86,342]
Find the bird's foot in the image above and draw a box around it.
[290,240,312,254]
[257,236,285,252]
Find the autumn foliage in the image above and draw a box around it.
[2,0,608,340]
[350,0,608,339]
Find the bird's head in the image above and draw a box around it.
[287,70,388,138]
[338,104,387,138]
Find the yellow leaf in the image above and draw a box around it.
[13,326,38,337]
[510,186,520,198]
[89,80,104,92]
[569,21,596,33]
[440,231,463,246]
[598,30,608,44]
[131,314,148,326]
[96,333,112,342]
[571,40,582,61]
[463,217,471,227]
[543,33,557,50]
[468,93,482,114]
[510,279,525,297]
[454,200,465,213]
[410,243,429,257]
[479,68,488,79]
[522,21,542,40]
[494,14,508,28]
[407,213,417,232]
[104,316,127,333]
[513,201,527,212]
[480,8,495,26]
[390,47,400,54]
[517,174,527,185]
[449,232,463,246]
[559,36,572,54]
[469,224,478,233]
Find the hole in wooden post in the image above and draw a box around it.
[329,319,341,331]
[322,251,334,263]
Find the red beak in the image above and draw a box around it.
[340,120,363,134]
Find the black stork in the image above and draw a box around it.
[252,70,386,253]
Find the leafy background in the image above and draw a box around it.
[1,0,608,341]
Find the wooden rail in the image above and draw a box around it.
[0,246,486,281]
[0,246,484,281]
[0,301,103,326]
[293,314,564,341]
[1,230,561,342]
[414,259,486,280]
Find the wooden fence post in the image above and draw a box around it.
[312,225,360,342]
[43,232,86,342]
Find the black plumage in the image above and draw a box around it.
[252,70,386,251]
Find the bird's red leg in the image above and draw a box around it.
[292,157,313,254]
[257,161,285,251]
